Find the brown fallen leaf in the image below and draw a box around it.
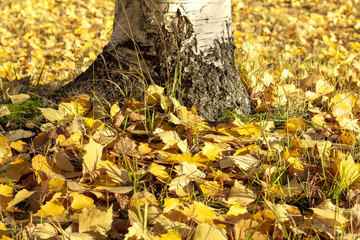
[6,129,35,141]
[300,73,319,92]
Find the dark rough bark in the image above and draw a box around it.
[49,11,252,121]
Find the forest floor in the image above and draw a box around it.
[1,0,360,239]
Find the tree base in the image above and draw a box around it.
[49,12,252,121]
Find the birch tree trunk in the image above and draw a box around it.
[51,0,252,120]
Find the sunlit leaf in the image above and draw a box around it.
[148,163,170,182]
[7,189,34,209]
[79,206,113,237]
[198,180,223,197]
[201,142,222,160]
[226,203,247,216]
[155,229,182,240]
[0,135,12,166]
[70,192,96,211]
[35,194,67,218]
[0,184,13,209]
[182,202,217,223]
[339,154,359,188]
[82,137,104,174]
[163,198,180,213]
[157,130,188,153]
[228,180,256,206]
[193,223,227,240]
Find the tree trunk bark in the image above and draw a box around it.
[50,0,252,121]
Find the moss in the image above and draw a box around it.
[219,108,237,122]
[0,95,43,128]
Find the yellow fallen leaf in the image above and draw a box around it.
[228,154,260,171]
[32,155,61,183]
[130,190,158,209]
[70,192,96,211]
[59,94,91,116]
[138,143,152,156]
[32,223,58,239]
[148,163,170,182]
[265,201,289,223]
[0,105,10,118]
[339,154,359,188]
[287,157,304,171]
[146,84,164,105]
[226,203,247,216]
[338,129,356,146]
[193,223,227,240]
[0,221,7,231]
[228,180,256,206]
[9,94,30,104]
[0,184,13,209]
[110,103,121,119]
[337,116,360,132]
[82,137,104,174]
[168,175,194,197]
[284,118,308,133]
[311,199,347,228]
[163,198,180,213]
[174,162,206,180]
[201,142,222,160]
[79,207,113,237]
[10,140,28,153]
[198,180,223,197]
[0,135,12,166]
[182,202,217,223]
[39,108,65,122]
[1,157,31,182]
[158,130,188,153]
[35,198,67,218]
[101,160,130,184]
[83,117,105,131]
[316,79,335,95]
[156,230,182,240]
[234,122,261,137]
[48,175,67,192]
[57,132,83,149]
[233,144,259,156]
[7,189,34,209]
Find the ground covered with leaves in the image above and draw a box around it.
[1,0,360,239]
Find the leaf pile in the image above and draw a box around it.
[1,80,360,239]
[0,0,113,84]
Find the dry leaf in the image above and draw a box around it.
[31,223,58,239]
[39,108,65,122]
[82,137,104,174]
[6,129,35,141]
[70,192,96,211]
[193,223,227,240]
[157,130,188,153]
[0,105,10,117]
[7,189,34,209]
[79,206,113,237]
[9,94,30,104]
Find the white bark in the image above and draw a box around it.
[109,0,232,65]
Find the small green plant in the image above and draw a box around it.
[0,95,43,128]
[219,108,237,122]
